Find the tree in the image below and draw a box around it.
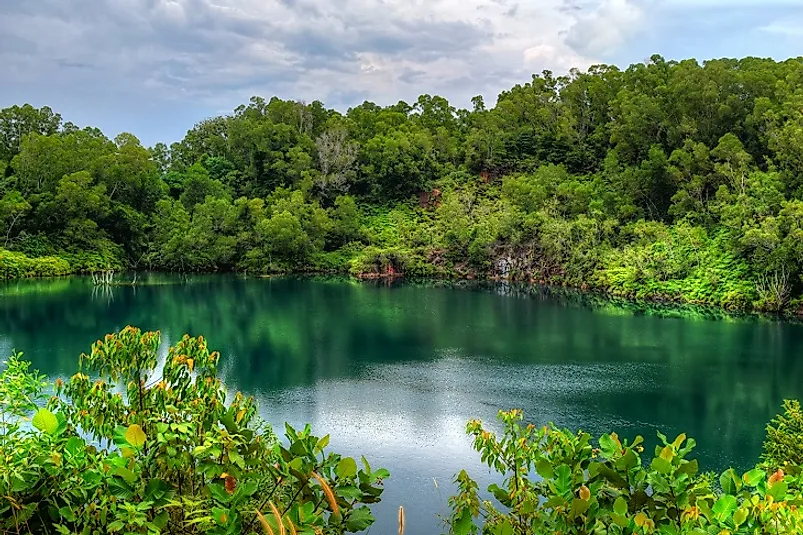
[179,163,229,211]
[0,190,31,248]
[256,211,310,267]
[0,104,62,162]
[314,128,358,203]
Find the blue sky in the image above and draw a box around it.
[1,0,801,147]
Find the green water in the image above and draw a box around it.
[2,274,802,534]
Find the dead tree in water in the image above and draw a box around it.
[91,270,115,286]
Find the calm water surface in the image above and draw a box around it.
[2,275,803,534]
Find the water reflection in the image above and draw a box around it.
[1,275,803,534]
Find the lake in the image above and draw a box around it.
[2,274,803,534]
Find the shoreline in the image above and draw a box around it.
[4,267,798,322]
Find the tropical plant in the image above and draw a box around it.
[447,409,803,535]
[0,326,388,534]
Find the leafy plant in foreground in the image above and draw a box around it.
[0,326,388,534]
[447,409,803,535]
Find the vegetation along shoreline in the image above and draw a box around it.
[3,55,803,316]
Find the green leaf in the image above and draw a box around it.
[554,464,572,496]
[767,481,788,501]
[651,457,671,474]
[153,511,170,529]
[228,449,244,468]
[536,458,554,479]
[488,484,511,506]
[344,506,374,532]
[58,507,76,522]
[336,485,365,500]
[32,408,58,435]
[107,478,134,500]
[65,437,85,456]
[733,507,748,526]
[54,413,67,436]
[145,478,169,501]
[570,497,590,518]
[220,413,237,434]
[712,495,737,520]
[336,457,358,479]
[491,519,514,535]
[113,466,137,485]
[742,468,765,487]
[719,469,740,495]
[453,507,474,535]
[614,496,628,516]
[125,424,146,448]
[599,434,618,457]
[612,513,629,527]
[315,434,330,453]
[677,459,699,477]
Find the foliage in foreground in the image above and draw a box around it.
[448,409,803,535]
[0,327,387,535]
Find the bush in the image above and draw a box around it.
[763,399,803,469]
[61,249,125,273]
[0,248,72,279]
[447,409,803,535]
[349,245,409,277]
[0,327,388,535]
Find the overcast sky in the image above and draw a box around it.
[1,0,801,147]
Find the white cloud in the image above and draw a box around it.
[564,0,646,57]
[0,0,616,113]
[760,20,803,36]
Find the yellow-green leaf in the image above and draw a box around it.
[125,424,146,448]
[733,506,748,526]
[336,457,358,479]
[32,408,58,435]
[634,512,648,527]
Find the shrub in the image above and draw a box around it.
[0,248,72,279]
[763,399,803,469]
[0,327,388,535]
[447,409,803,535]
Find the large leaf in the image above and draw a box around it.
[336,457,358,479]
[553,464,572,496]
[453,508,474,535]
[113,466,137,485]
[614,496,628,516]
[719,469,740,495]
[767,480,788,501]
[742,468,765,487]
[491,519,514,535]
[125,424,146,449]
[712,495,737,520]
[108,478,135,500]
[536,458,554,479]
[651,457,671,475]
[344,506,374,532]
[32,408,58,435]
[599,434,618,457]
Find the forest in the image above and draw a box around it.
[2,54,803,312]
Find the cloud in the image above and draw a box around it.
[564,0,646,57]
[0,0,601,113]
[0,0,794,145]
[760,20,803,36]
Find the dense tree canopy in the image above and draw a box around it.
[3,55,803,311]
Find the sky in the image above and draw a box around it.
[1,0,801,147]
